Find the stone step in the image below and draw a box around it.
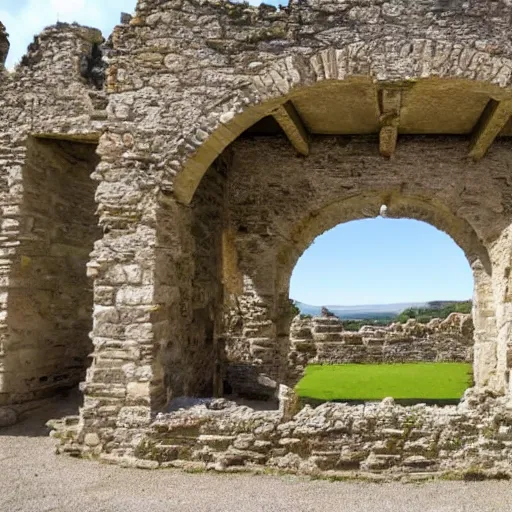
[312,333,345,342]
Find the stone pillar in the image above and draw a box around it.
[472,259,499,390]
[480,224,512,396]
[224,274,279,399]
[80,138,161,433]
[491,225,512,396]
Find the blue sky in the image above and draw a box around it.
[1,2,473,306]
[1,0,275,68]
[290,219,473,306]
[1,0,139,68]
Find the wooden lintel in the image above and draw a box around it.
[469,99,512,161]
[379,89,402,158]
[272,101,309,156]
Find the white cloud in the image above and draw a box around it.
[1,0,137,68]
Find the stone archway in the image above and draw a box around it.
[219,135,510,397]
[273,192,495,391]
[69,1,512,443]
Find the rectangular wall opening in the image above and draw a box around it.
[2,137,100,408]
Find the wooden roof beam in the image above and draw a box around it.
[379,88,402,158]
[271,101,309,156]
[469,99,512,160]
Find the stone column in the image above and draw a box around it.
[472,259,499,390]
[490,225,512,396]
[80,136,162,433]
[223,231,286,399]
[478,224,512,396]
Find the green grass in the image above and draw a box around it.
[295,363,473,402]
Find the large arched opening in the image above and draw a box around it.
[144,70,512,408]
[287,217,476,402]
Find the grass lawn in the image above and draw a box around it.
[295,363,473,402]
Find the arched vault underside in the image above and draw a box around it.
[175,75,512,206]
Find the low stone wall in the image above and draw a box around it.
[288,313,474,383]
[50,387,512,480]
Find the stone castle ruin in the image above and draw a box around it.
[2,0,512,478]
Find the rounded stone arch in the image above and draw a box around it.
[173,42,512,205]
[271,191,498,389]
[276,192,490,288]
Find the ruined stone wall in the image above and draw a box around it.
[76,0,512,428]
[0,23,108,407]
[288,314,474,384]
[221,136,509,395]
[52,387,512,481]
[158,158,227,400]
[1,0,512,479]
[1,138,100,404]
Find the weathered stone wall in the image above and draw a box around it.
[221,136,507,396]
[0,23,108,408]
[51,387,512,481]
[76,0,512,427]
[1,138,100,404]
[158,157,227,401]
[1,0,512,478]
[288,313,474,384]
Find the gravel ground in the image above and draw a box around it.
[1,396,512,512]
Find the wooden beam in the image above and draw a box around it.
[271,101,309,156]
[469,99,512,160]
[379,88,402,158]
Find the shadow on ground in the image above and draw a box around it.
[0,387,82,437]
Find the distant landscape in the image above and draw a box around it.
[293,300,472,330]
[294,300,428,319]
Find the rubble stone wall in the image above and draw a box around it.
[78,0,512,425]
[52,387,512,481]
[1,0,512,478]
[2,138,100,404]
[0,23,107,408]
[288,313,474,383]
[222,136,504,397]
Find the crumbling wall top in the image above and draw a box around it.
[0,21,9,68]
[0,21,108,142]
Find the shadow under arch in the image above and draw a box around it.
[173,42,512,205]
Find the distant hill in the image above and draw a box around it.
[294,300,469,320]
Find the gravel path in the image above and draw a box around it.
[1,396,512,512]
